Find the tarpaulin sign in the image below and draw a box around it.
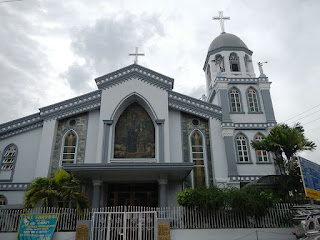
[299,157,320,200]
[16,213,59,240]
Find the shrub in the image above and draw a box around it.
[177,185,275,217]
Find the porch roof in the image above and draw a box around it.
[63,162,194,182]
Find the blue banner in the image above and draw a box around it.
[299,157,320,199]
[16,213,59,240]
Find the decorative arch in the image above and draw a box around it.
[247,86,260,113]
[254,132,269,162]
[60,130,78,167]
[235,132,250,162]
[229,87,242,112]
[229,52,240,72]
[114,102,155,159]
[111,92,158,124]
[189,129,208,188]
[1,144,18,170]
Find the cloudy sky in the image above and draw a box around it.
[1,0,320,163]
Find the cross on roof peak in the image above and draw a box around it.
[129,47,145,64]
[212,11,230,33]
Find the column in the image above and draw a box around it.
[102,120,113,163]
[156,119,165,163]
[35,119,58,177]
[260,82,276,123]
[222,128,238,176]
[217,82,232,122]
[92,179,102,208]
[158,178,168,208]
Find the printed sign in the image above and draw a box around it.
[16,213,59,240]
[299,157,320,199]
[158,222,170,240]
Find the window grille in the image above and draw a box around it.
[244,55,249,72]
[236,134,250,162]
[190,130,207,187]
[230,88,242,112]
[255,134,269,162]
[1,145,17,170]
[247,88,260,112]
[61,130,77,166]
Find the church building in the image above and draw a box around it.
[0,13,277,209]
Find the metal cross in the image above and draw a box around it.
[129,47,145,64]
[212,11,230,33]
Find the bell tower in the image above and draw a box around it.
[204,12,277,188]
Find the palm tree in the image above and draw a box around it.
[251,123,316,202]
[24,169,89,212]
[251,123,316,175]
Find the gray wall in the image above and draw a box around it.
[168,109,183,163]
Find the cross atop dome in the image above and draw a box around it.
[212,11,230,34]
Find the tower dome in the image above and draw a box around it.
[208,32,250,53]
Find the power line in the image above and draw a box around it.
[304,116,320,126]
[287,108,320,125]
[283,103,320,123]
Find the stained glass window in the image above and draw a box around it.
[61,130,77,166]
[0,195,6,205]
[236,134,250,162]
[114,102,155,158]
[248,88,260,112]
[255,134,269,162]
[230,88,242,112]
[229,53,240,72]
[190,130,206,187]
[1,145,17,170]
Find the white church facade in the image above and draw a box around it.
[0,21,277,209]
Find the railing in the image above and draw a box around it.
[0,203,293,232]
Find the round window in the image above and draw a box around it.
[68,119,77,126]
[192,119,200,126]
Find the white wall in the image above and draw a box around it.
[0,127,42,182]
[96,78,170,163]
[0,191,24,206]
[171,228,295,240]
[168,109,183,163]
[233,130,276,176]
[84,109,100,163]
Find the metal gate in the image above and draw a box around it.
[91,211,158,240]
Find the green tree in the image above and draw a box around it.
[251,123,316,175]
[24,169,89,212]
[251,123,316,202]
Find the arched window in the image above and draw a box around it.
[247,87,260,112]
[215,54,225,72]
[255,134,269,162]
[1,144,17,170]
[0,195,7,205]
[244,55,250,72]
[114,102,155,158]
[230,87,242,112]
[236,133,250,162]
[60,130,78,166]
[229,52,240,72]
[190,130,207,187]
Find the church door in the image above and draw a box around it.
[106,183,158,207]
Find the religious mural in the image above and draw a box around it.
[114,102,155,158]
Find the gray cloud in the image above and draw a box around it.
[60,13,165,93]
